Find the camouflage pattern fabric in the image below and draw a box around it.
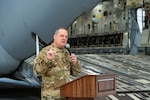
[33,43,82,100]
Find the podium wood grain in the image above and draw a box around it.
[60,74,116,100]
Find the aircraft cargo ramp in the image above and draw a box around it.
[0,54,150,100]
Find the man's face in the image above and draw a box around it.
[54,29,68,48]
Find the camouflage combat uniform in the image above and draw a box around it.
[33,43,82,100]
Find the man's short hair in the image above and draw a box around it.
[55,27,67,34]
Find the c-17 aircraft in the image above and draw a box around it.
[1,0,150,100]
[0,0,101,82]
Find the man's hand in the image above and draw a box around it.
[70,53,77,64]
[47,49,56,60]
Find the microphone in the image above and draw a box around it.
[65,43,71,55]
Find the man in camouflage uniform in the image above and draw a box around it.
[33,28,82,100]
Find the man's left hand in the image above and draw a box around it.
[70,53,77,64]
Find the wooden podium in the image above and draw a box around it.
[60,73,116,100]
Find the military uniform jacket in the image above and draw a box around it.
[33,43,82,98]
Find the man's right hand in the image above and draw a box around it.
[47,49,56,60]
